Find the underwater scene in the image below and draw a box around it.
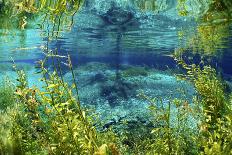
[0,0,232,154]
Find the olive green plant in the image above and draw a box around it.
[176,59,226,125]
[175,0,232,57]
[122,66,149,77]
[133,0,172,13]
[10,56,93,154]
[0,77,15,111]
[177,0,188,16]
[173,0,232,150]
[0,104,23,154]
[0,0,84,39]
[175,57,232,154]
[0,50,122,154]
[140,90,199,155]
[188,23,230,57]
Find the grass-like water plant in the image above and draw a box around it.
[0,77,15,111]
[175,57,232,154]
[0,50,122,154]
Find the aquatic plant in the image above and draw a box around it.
[0,0,84,39]
[0,52,123,154]
[175,0,232,57]
[0,77,15,111]
[203,0,232,21]
[175,58,232,154]
[189,23,230,56]
[18,61,85,153]
[122,66,149,77]
[139,88,199,154]
[133,0,157,11]
[0,105,20,154]
[1,0,232,154]
[172,0,232,151]
[177,0,188,16]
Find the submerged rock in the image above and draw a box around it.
[101,2,134,26]
[100,80,135,107]
[121,66,149,77]
[64,62,195,126]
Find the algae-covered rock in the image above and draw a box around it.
[121,66,149,77]
[79,62,110,72]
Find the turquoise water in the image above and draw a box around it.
[0,1,231,124]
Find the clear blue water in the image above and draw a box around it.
[0,1,231,123]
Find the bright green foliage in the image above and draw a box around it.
[204,0,232,20]
[177,0,188,16]
[0,108,12,154]
[172,0,232,151]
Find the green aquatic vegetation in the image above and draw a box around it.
[174,0,232,19]
[133,0,157,11]
[12,60,94,154]
[3,51,123,155]
[122,66,149,77]
[0,105,21,154]
[0,53,122,154]
[175,59,232,154]
[1,0,232,154]
[199,115,232,155]
[189,23,230,56]
[177,0,188,16]
[0,77,15,111]
[133,0,173,13]
[175,21,231,57]
[140,91,199,154]
[177,60,226,123]
[0,0,84,39]
[136,57,232,154]
[0,0,38,30]
[175,0,232,57]
[204,0,232,21]
[173,2,232,151]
